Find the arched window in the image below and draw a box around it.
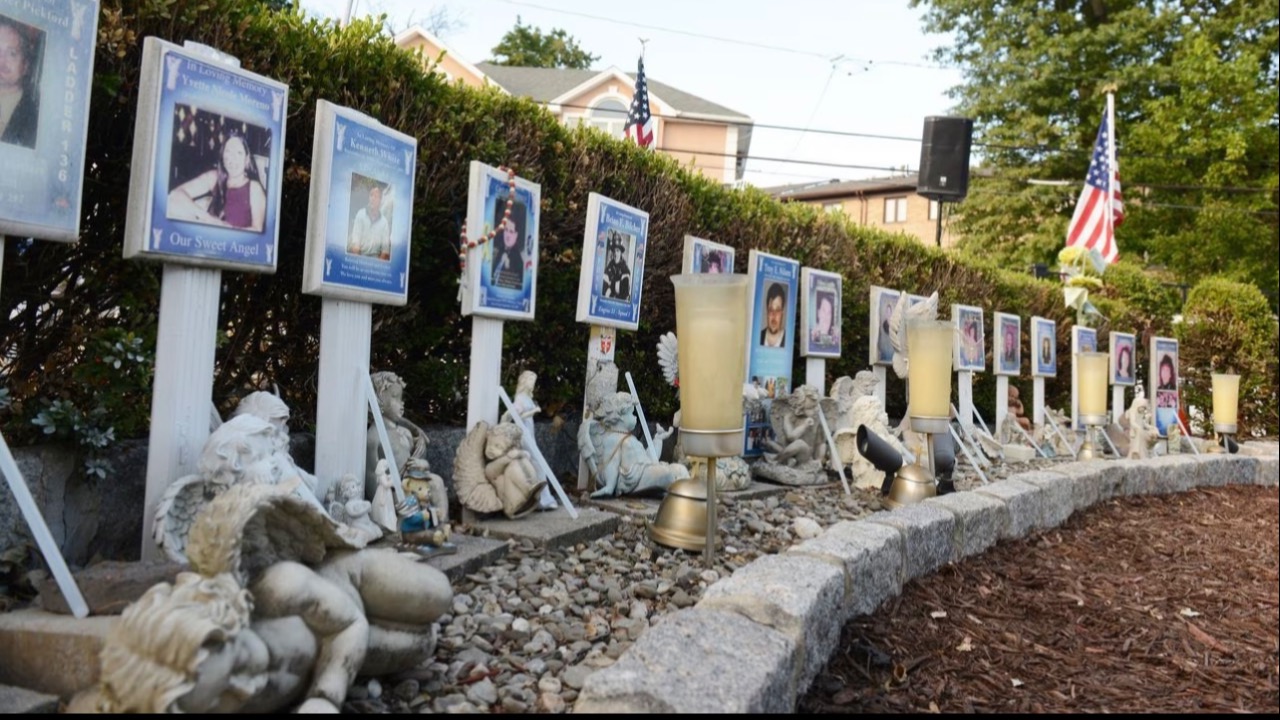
[588,98,629,139]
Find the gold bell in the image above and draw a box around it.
[883,463,937,510]
[648,476,709,552]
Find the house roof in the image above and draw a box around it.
[393,25,494,88]
[764,174,921,200]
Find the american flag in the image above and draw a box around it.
[624,57,655,148]
[1065,96,1124,264]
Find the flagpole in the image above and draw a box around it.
[1105,92,1116,246]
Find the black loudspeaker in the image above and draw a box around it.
[917,116,974,200]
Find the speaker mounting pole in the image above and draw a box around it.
[934,201,944,248]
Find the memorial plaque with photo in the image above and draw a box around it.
[460,161,540,320]
[801,267,841,358]
[575,192,648,331]
[1110,331,1136,386]
[953,304,986,372]
[123,37,288,272]
[994,312,1021,377]
[1031,316,1057,378]
[302,100,416,305]
[1149,336,1180,437]
[869,286,900,367]
[681,234,735,274]
[744,250,799,457]
[0,0,99,242]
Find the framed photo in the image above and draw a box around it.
[993,312,1021,377]
[1071,326,1098,427]
[1110,331,1136,387]
[744,250,799,457]
[801,268,842,358]
[301,100,416,305]
[460,161,540,321]
[575,192,649,331]
[869,286,900,366]
[1149,336,1180,437]
[681,235,734,274]
[1031,316,1056,378]
[952,304,985,372]
[122,38,288,272]
[0,0,99,242]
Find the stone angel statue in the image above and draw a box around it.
[579,392,688,498]
[888,291,939,380]
[500,370,542,425]
[365,371,431,499]
[752,385,838,486]
[81,482,452,714]
[453,421,547,519]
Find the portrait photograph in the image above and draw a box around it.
[575,192,649,331]
[869,286,900,367]
[0,1,100,243]
[1110,332,1136,386]
[345,173,393,261]
[462,160,540,321]
[124,37,288,272]
[953,304,986,372]
[1073,326,1098,354]
[1032,316,1057,377]
[1148,337,1180,435]
[994,312,1020,377]
[682,235,735,275]
[802,268,842,358]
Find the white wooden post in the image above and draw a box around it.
[314,298,372,503]
[140,265,221,561]
[467,316,505,430]
[1033,376,1046,428]
[1112,385,1125,425]
[957,370,975,434]
[578,325,616,491]
[805,357,826,395]
[873,366,887,409]
[995,376,1009,438]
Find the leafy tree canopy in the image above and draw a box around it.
[490,16,599,69]
[916,0,1279,309]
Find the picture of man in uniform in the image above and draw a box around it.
[600,229,633,301]
[0,15,40,149]
[759,282,787,348]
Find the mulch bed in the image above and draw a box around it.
[801,485,1280,714]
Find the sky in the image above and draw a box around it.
[297,0,964,189]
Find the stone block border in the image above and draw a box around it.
[576,451,1279,713]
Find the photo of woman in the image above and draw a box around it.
[1157,352,1177,391]
[994,313,1020,376]
[953,305,985,371]
[490,197,528,291]
[165,105,270,233]
[1110,332,1135,386]
[0,14,42,149]
[1032,317,1056,377]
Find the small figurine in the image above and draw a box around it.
[370,459,399,532]
[752,386,839,486]
[579,391,687,499]
[329,472,383,543]
[365,371,431,500]
[1124,396,1158,459]
[500,370,542,424]
[1165,422,1182,455]
[454,421,547,518]
[396,460,454,557]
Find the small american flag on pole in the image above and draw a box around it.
[624,57,655,148]
[1065,93,1124,264]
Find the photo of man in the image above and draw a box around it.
[699,248,725,274]
[346,174,392,260]
[0,14,41,149]
[600,228,634,301]
[871,288,899,366]
[759,281,787,348]
[996,314,1020,375]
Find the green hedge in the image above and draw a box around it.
[3,0,1265,445]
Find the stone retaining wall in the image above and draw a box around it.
[575,448,1280,713]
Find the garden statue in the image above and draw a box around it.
[232,391,323,503]
[828,372,879,434]
[396,459,454,557]
[454,421,547,518]
[579,391,688,498]
[1124,396,1158,460]
[887,291,940,381]
[327,472,383,544]
[752,385,838,486]
[1165,422,1182,455]
[365,371,430,499]
[369,459,400,531]
[83,482,453,713]
[830,377,909,490]
[155,414,347,564]
[500,370,542,425]
[1034,407,1075,458]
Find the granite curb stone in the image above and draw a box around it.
[925,491,1007,561]
[864,503,955,582]
[971,478,1047,539]
[1143,455,1200,494]
[1256,456,1278,486]
[787,521,903,620]
[574,608,796,713]
[1013,470,1076,527]
[0,684,59,714]
[1196,454,1256,488]
[698,553,845,690]
[1049,460,1114,506]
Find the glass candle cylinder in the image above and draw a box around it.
[1077,351,1109,421]
[1211,373,1240,431]
[672,274,749,432]
[907,320,954,421]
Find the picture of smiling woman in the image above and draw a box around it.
[0,14,42,149]
[165,106,270,233]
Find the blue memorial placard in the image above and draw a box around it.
[682,235,735,275]
[1110,331,1136,386]
[575,193,648,331]
[302,101,416,305]
[745,250,799,457]
[1032,316,1057,378]
[1150,336,1180,437]
[801,267,842,359]
[0,0,99,242]
[461,161,540,321]
[994,312,1021,377]
[122,38,287,272]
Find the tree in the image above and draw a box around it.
[916,0,1278,308]
[489,16,599,69]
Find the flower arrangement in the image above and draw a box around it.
[1057,245,1106,326]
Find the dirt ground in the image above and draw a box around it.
[800,485,1280,714]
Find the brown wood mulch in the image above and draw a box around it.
[801,485,1280,714]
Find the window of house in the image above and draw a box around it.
[587,98,629,139]
[883,197,908,223]
[928,199,940,220]
[823,201,843,214]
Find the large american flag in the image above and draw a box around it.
[1066,96,1124,263]
[624,57,655,148]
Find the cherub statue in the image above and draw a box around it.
[1123,396,1157,459]
[1034,407,1075,457]
[232,391,323,504]
[828,371,880,434]
[831,379,909,490]
[752,386,838,486]
[454,421,547,519]
[154,414,349,564]
[365,371,430,500]
[328,472,383,544]
[579,392,687,499]
[83,483,453,714]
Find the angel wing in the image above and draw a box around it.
[763,391,795,454]
[153,474,220,564]
[184,481,364,585]
[453,422,503,514]
[889,291,939,379]
[657,332,679,388]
